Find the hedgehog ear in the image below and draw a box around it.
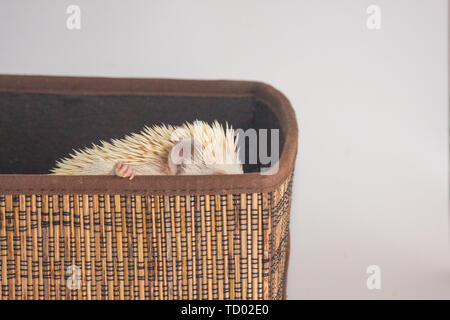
[168,138,200,175]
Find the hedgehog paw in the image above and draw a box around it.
[114,162,136,180]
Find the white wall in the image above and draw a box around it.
[0,0,448,299]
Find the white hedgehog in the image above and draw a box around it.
[51,120,243,179]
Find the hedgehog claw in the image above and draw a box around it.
[114,162,136,180]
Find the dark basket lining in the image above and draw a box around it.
[0,92,283,174]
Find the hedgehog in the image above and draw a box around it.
[50,120,243,179]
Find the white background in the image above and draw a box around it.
[0,0,448,299]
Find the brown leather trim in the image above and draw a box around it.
[283,233,290,300]
[0,75,298,195]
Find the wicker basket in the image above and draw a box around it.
[0,75,298,300]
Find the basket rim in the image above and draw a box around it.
[0,75,298,195]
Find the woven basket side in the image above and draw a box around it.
[269,175,292,299]
[0,175,292,300]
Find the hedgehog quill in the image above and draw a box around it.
[51,120,243,179]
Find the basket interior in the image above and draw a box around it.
[0,92,283,174]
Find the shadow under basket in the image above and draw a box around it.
[0,75,298,300]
